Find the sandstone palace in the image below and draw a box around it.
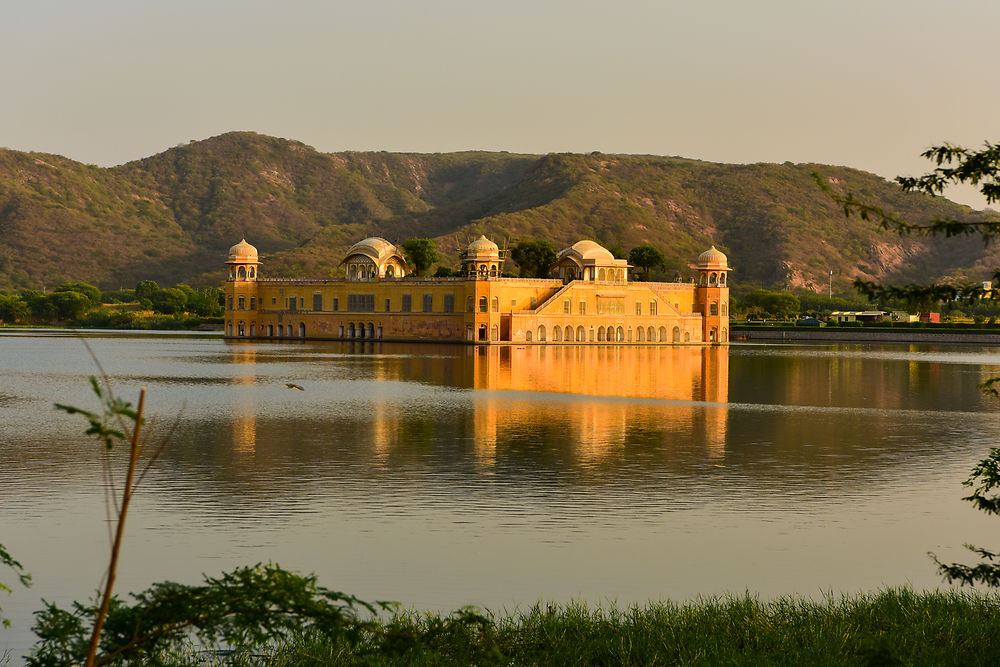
[223,236,730,344]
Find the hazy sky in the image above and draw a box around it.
[2,0,996,207]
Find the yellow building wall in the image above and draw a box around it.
[225,276,728,345]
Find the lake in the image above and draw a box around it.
[2,329,1000,659]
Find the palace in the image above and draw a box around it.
[223,236,730,344]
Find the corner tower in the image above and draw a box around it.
[694,246,730,343]
[224,238,260,338]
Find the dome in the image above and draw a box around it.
[697,245,728,267]
[228,238,258,262]
[557,240,614,263]
[343,237,400,263]
[466,235,499,257]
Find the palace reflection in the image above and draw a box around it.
[467,345,730,466]
[224,341,730,469]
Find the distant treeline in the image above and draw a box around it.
[732,287,1000,322]
[0,280,223,328]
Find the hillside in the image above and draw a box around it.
[0,131,994,292]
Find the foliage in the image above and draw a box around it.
[0,293,30,323]
[816,142,1000,308]
[28,564,391,667]
[736,289,801,319]
[0,544,31,628]
[54,371,152,667]
[933,447,1000,587]
[827,140,1000,587]
[509,240,556,278]
[628,245,666,281]
[219,590,1000,666]
[401,239,438,277]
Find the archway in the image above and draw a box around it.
[298,322,305,337]
[597,326,606,342]
[538,325,546,342]
[553,325,562,342]
[658,326,667,342]
[576,326,585,341]
[616,326,624,342]
[672,326,680,342]
[479,324,488,341]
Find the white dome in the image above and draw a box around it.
[697,245,728,268]
[467,235,500,257]
[227,238,258,262]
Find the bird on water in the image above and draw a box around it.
[283,383,305,391]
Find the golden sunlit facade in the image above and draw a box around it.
[224,236,731,344]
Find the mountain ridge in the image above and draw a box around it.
[0,131,993,292]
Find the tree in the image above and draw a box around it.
[150,287,188,315]
[628,245,666,281]
[0,294,30,323]
[134,280,160,303]
[401,239,438,277]
[47,291,91,321]
[54,282,102,309]
[509,240,557,278]
[739,289,800,319]
[0,543,30,628]
[816,141,1000,306]
[826,141,1000,586]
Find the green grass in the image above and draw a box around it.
[196,589,1000,666]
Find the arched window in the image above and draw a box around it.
[710,272,718,286]
[618,269,625,283]
[597,326,606,342]
[385,265,395,278]
[616,326,624,342]
[710,328,718,342]
[720,273,727,286]
[538,325,546,342]
[237,266,247,280]
[564,326,574,342]
[238,296,245,310]
[347,323,355,338]
[479,324,488,341]
[658,326,667,342]
[637,327,645,342]
[710,302,718,316]
[553,325,562,341]
[576,325,585,342]
[227,323,233,336]
[491,325,499,341]
[589,327,595,342]
[267,324,274,337]
[672,326,681,342]
[492,297,499,312]
[722,302,728,316]
[479,297,488,313]
[299,322,306,337]
[249,266,256,279]
[525,329,532,342]
[489,265,497,277]
[365,322,373,338]
[598,268,606,281]
[647,326,655,342]
[723,328,729,342]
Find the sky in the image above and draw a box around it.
[1,0,997,208]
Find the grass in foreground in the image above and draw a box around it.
[197,589,1000,666]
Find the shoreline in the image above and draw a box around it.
[733,325,1000,345]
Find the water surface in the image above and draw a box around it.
[2,330,999,658]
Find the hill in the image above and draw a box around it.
[0,131,993,292]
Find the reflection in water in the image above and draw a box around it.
[5,332,1000,660]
